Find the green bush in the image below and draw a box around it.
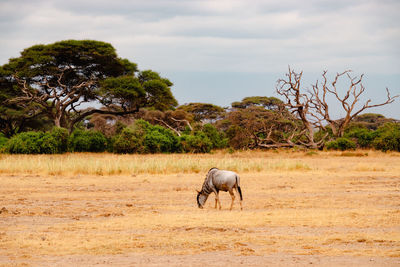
[6,128,69,154]
[49,127,69,153]
[180,132,212,153]
[372,123,400,152]
[202,124,228,149]
[112,127,143,153]
[7,132,42,154]
[345,127,375,148]
[144,125,180,153]
[112,119,180,154]
[326,137,357,151]
[0,133,8,151]
[69,129,108,152]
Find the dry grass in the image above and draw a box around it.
[0,150,399,265]
[0,149,399,176]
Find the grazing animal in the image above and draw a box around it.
[196,167,243,210]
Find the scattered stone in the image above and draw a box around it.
[0,207,8,214]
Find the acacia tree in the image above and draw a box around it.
[226,106,302,149]
[349,113,397,130]
[231,96,284,110]
[0,68,54,136]
[176,103,225,123]
[219,97,303,149]
[276,67,398,147]
[0,40,177,133]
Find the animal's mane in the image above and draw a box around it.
[208,167,218,172]
[201,167,219,188]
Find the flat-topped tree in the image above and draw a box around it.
[231,96,284,110]
[0,40,177,132]
[177,103,225,123]
[223,97,303,149]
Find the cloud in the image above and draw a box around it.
[1,0,399,73]
[0,0,399,117]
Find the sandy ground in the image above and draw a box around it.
[4,252,398,266]
[0,153,399,266]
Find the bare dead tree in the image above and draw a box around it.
[277,67,399,148]
[276,67,323,148]
[253,125,308,149]
[310,70,399,137]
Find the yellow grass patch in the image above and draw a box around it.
[0,150,399,265]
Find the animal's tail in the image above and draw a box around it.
[236,175,243,201]
[237,186,243,201]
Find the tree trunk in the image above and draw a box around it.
[54,118,61,128]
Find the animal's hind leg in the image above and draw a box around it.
[229,189,235,210]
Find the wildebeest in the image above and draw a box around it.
[196,167,243,210]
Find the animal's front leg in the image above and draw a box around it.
[214,191,221,210]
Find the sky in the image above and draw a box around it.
[1,0,399,119]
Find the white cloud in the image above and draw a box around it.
[0,0,399,117]
[1,0,399,73]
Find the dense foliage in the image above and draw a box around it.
[0,40,177,135]
[0,133,9,151]
[5,127,68,154]
[323,122,400,152]
[326,137,357,151]
[1,105,399,154]
[68,129,108,152]
[111,120,224,154]
[372,123,400,152]
[1,41,399,154]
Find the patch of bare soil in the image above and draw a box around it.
[4,253,400,267]
[0,157,399,267]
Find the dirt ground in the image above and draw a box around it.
[4,252,398,266]
[0,153,399,266]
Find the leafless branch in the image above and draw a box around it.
[170,117,193,131]
[310,70,399,137]
[154,118,182,136]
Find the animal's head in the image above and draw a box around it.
[196,190,208,209]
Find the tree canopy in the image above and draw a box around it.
[217,97,301,149]
[231,96,283,110]
[0,40,177,134]
[176,103,225,123]
[1,44,399,153]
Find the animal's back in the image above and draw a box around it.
[212,170,238,190]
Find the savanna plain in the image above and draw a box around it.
[0,150,399,266]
